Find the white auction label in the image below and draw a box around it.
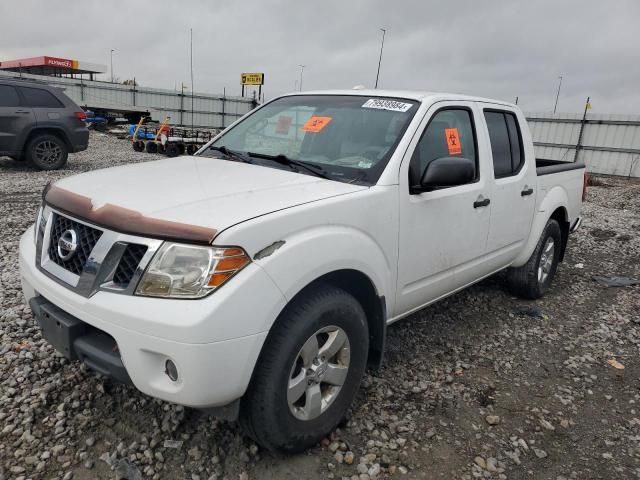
[362,98,413,112]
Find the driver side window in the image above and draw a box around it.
[409,108,478,187]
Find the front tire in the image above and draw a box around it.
[507,218,562,299]
[240,284,369,452]
[26,134,68,170]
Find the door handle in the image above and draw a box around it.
[521,188,534,196]
[15,110,30,114]
[473,198,491,208]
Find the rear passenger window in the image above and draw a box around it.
[484,110,524,178]
[410,108,477,186]
[20,87,64,108]
[0,85,20,107]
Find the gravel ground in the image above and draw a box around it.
[1,133,639,480]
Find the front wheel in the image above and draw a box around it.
[240,284,369,452]
[507,218,562,299]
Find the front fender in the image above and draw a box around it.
[253,225,393,332]
[511,186,568,267]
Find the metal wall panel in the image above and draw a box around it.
[526,112,640,177]
[0,70,254,129]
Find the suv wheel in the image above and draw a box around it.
[507,218,562,299]
[27,134,68,170]
[240,284,369,452]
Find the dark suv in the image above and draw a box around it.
[0,78,89,170]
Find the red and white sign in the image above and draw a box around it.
[45,56,73,68]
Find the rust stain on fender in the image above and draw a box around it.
[45,185,217,244]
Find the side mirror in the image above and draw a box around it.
[417,157,475,191]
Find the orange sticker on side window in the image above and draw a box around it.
[445,128,462,155]
[302,116,332,133]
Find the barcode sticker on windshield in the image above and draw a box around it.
[362,99,413,112]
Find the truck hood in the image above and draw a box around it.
[49,156,367,242]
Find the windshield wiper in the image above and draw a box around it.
[207,146,254,164]
[247,152,331,180]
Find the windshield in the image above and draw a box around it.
[200,95,419,184]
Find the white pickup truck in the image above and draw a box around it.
[20,90,585,451]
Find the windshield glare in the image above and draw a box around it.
[201,95,419,184]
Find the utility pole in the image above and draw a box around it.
[574,96,590,163]
[190,28,194,131]
[553,75,563,114]
[110,49,115,83]
[298,64,306,92]
[375,28,386,89]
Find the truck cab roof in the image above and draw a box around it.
[282,89,517,109]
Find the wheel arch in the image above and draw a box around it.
[267,269,387,371]
[512,186,571,267]
[24,127,72,151]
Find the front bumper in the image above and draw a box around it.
[20,226,285,408]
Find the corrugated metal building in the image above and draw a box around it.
[526,112,640,178]
[0,70,255,129]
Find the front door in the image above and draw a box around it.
[395,102,492,317]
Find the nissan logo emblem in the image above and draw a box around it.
[57,229,78,261]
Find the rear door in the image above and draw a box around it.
[18,86,66,125]
[0,84,35,154]
[395,101,493,316]
[481,106,536,268]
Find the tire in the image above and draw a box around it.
[157,143,167,154]
[186,144,198,155]
[26,134,68,170]
[132,141,145,152]
[240,284,369,452]
[145,142,158,154]
[165,143,180,157]
[507,219,562,299]
[178,143,186,155]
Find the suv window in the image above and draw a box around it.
[484,110,524,178]
[0,85,21,107]
[410,108,477,185]
[20,87,64,108]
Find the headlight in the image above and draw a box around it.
[135,243,250,299]
[34,205,46,243]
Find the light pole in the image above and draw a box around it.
[110,49,115,83]
[298,64,306,92]
[553,75,563,114]
[375,28,386,89]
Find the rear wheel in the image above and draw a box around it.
[26,134,68,170]
[132,141,145,152]
[240,284,368,452]
[145,142,158,154]
[186,144,198,155]
[165,143,180,157]
[507,218,562,299]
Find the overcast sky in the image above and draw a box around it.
[1,0,638,114]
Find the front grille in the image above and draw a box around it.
[48,214,103,275]
[113,244,148,287]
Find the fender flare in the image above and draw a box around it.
[21,126,72,151]
[254,225,392,367]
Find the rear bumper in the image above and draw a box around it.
[570,216,582,234]
[70,128,89,152]
[19,227,284,408]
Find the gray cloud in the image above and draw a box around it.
[1,0,638,113]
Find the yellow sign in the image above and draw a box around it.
[241,73,264,85]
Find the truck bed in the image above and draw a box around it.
[536,158,585,176]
